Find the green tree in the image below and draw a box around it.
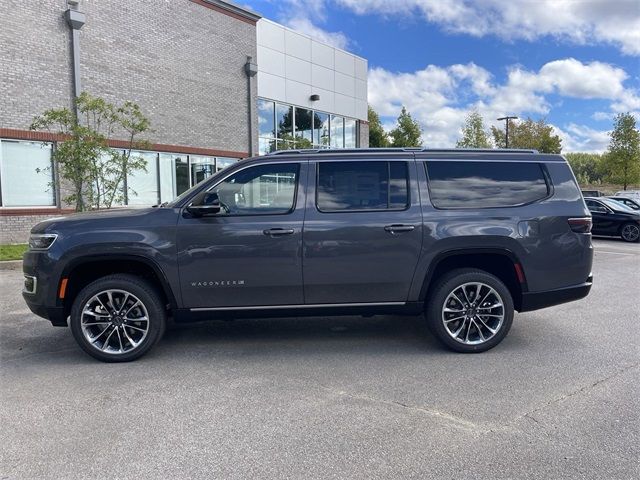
[456,109,491,148]
[602,113,640,190]
[565,152,606,186]
[491,117,562,153]
[31,92,151,211]
[389,106,423,147]
[368,105,389,147]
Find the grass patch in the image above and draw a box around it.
[0,244,28,261]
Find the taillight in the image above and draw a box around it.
[568,217,592,233]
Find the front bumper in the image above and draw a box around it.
[22,293,67,326]
[22,249,67,326]
[520,275,593,312]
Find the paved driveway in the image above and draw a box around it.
[1,239,638,479]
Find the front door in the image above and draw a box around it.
[177,161,307,309]
[303,158,423,304]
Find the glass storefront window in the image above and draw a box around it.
[127,151,160,206]
[0,140,55,207]
[259,138,277,156]
[258,99,275,138]
[344,119,357,148]
[313,112,330,148]
[276,104,293,141]
[215,157,237,172]
[190,155,216,186]
[159,153,189,202]
[294,107,313,148]
[330,115,345,148]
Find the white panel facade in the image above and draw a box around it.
[256,18,367,122]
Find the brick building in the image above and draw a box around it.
[0,0,368,243]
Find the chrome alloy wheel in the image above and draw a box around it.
[621,223,640,242]
[441,282,505,345]
[80,289,149,355]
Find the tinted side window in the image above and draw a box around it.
[317,161,408,211]
[208,163,299,216]
[586,200,607,213]
[425,161,549,209]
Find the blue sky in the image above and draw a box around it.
[243,0,640,152]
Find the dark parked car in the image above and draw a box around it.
[608,196,640,211]
[585,197,640,242]
[23,148,594,362]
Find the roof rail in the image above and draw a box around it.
[266,147,539,155]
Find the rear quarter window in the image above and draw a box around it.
[425,161,550,209]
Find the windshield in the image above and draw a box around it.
[600,198,635,212]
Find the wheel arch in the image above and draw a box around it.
[419,248,527,311]
[58,254,178,317]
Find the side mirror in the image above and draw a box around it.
[186,191,221,217]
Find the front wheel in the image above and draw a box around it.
[620,222,640,242]
[70,274,167,362]
[426,269,514,353]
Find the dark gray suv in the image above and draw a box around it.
[23,148,593,361]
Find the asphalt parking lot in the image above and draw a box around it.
[1,238,638,479]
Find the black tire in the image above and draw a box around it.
[620,222,640,243]
[426,268,514,353]
[70,274,166,362]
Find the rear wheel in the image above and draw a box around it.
[70,274,166,362]
[620,222,640,242]
[426,269,514,353]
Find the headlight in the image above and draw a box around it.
[29,234,58,250]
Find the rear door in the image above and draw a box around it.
[302,155,423,304]
[177,160,307,309]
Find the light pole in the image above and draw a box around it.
[497,116,518,148]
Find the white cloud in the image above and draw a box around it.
[335,0,640,56]
[368,58,637,151]
[282,17,350,50]
[553,124,610,153]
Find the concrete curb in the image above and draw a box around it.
[0,260,22,271]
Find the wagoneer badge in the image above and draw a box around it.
[191,280,245,287]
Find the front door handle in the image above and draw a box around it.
[263,228,295,236]
[384,224,415,234]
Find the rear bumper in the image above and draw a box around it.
[520,275,593,312]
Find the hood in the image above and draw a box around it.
[30,207,168,234]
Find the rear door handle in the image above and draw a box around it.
[384,224,415,234]
[263,228,295,236]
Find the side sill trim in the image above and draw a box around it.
[190,302,406,312]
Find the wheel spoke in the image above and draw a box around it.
[444,315,465,323]
[124,324,146,333]
[478,313,503,318]
[116,327,124,353]
[444,307,465,313]
[451,291,466,307]
[101,327,116,351]
[122,328,139,348]
[472,319,485,341]
[83,321,111,326]
[477,302,502,311]
[124,301,141,318]
[475,316,497,334]
[83,310,110,318]
[452,317,468,338]
[118,293,130,314]
[89,325,112,344]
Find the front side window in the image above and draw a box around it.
[426,161,549,209]
[206,163,299,216]
[317,161,409,212]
